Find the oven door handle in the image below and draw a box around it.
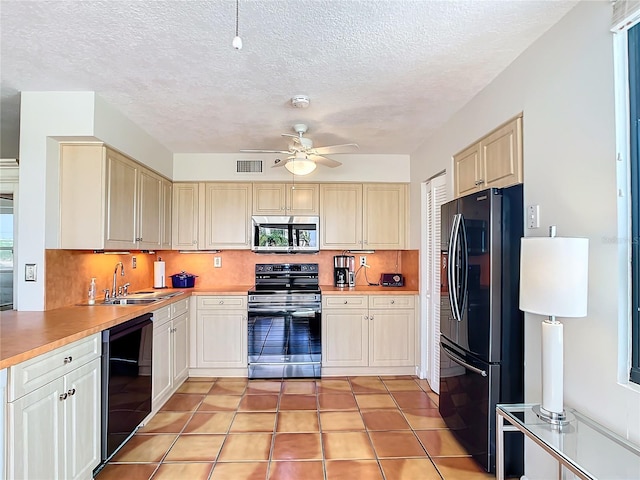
[441,344,487,377]
[248,307,320,314]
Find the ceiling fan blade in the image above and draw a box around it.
[310,154,342,168]
[281,133,299,140]
[240,149,291,154]
[312,143,359,155]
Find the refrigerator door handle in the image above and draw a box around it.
[448,214,461,321]
[458,216,469,317]
[442,344,487,377]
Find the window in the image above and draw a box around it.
[630,22,640,384]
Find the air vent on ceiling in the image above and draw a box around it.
[236,159,263,173]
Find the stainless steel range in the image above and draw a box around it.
[247,263,321,379]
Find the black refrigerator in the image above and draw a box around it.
[439,184,523,476]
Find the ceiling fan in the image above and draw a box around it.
[240,123,359,175]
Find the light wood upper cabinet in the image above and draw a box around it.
[137,168,163,249]
[363,184,407,250]
[253,183,319,215]
[59,143,171,250]
[105,149,138,249]
[161,178,173,249]
[320,184,363,249]
[171,183,199,250]
[203,183,252,249]
[172,183,252,250]
[320,183,407,250]
[454,115,523,198]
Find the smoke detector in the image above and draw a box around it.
[291,95,310,108]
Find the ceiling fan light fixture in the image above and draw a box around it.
[285,158,316,175]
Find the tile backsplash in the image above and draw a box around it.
[46,249,419,310]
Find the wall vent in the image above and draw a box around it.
[236,160,263,173]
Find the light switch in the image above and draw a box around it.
[527,205,540,229]
[25,264,37,281]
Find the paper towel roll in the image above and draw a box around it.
[154,261,166,288]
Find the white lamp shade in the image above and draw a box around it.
[519,237,589,317]
[285,159,316,175]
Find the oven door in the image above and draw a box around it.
[247,304,321,379]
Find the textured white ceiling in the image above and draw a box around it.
[0,0,578,158]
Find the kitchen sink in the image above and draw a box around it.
[124,291,185,300]
[77,290,184,306]
[103,298,159,305]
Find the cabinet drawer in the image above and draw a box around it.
[8,333,101,402]
[323,295,367,309]
[198,296,247,310]
[152,305,171,327]
[369,295,415,309]
[171,298,189,317]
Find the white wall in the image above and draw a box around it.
[94,95,173,178]
[409,1,639,477]
[173,153,411,183]
[17,91,172,310]
[17,92,95,310]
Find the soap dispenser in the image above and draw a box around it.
[88,277,97,305]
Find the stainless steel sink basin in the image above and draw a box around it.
[124,291,185,300]
[104,298,159,305]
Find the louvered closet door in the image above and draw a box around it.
[425,175,447,394]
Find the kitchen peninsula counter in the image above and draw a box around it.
[0,285,252,370]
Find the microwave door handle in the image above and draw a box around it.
[448,214,461,322]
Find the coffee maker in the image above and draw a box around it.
[333,255,355,287]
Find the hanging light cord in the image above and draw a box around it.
[235,0,239,37]
[232,0,243,50]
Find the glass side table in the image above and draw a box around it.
[496,404,640,480]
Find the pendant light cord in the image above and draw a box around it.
[235,0,239,37]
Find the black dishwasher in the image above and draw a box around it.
[99,313,153,463]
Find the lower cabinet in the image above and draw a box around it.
[322,295,416,375]
[152,299,189,412]
[192,296,248,376]
[6,334,101,480]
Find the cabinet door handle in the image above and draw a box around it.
[219,300,224,304]
[364,315,369,320]
[344,300,348,304]
[390,300,395,304]
[67,388,76,396]
[63,356,72,364]
[370,315,374,321]
[59,393,68,401]
[475,179,485,186]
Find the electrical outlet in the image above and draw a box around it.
[214,256,222,268]
[132,256,137,269]
[359,256,367,266]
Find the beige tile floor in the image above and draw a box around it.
[95,376,495,480]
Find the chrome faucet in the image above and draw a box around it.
[112,262,125,298]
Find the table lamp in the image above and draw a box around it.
[519,226,589,425]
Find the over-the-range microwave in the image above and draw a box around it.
[251,216,320,254]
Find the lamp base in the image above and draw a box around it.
[532,404,574,426]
